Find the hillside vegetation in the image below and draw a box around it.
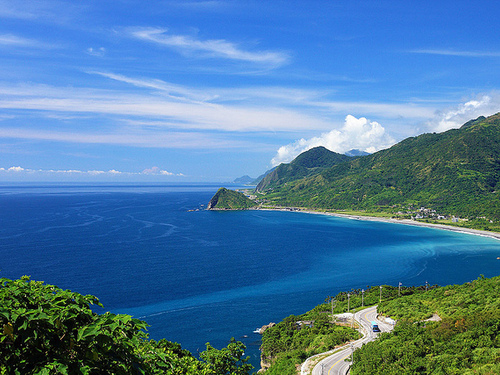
[260,284,437,375]
[259,113,500,221]
[0,277,252,375]
[352,275,500,374]
[207,188,257,210]
[255,146,352,193]
[260,276,500,375]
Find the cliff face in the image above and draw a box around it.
[207,188,257,210]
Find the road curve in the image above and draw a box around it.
[311,306,393,375]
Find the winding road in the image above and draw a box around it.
[310,306,394,375]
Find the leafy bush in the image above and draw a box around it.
[0,276,252,375]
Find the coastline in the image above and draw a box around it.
[254,207,500,242]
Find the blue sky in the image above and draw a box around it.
[1,0,499,182]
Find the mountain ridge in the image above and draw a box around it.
[260,113,500,220]
[255,146,352,193]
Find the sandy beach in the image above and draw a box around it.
[255,207,500,242]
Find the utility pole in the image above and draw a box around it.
[347,293,350,312]
[361,289,365,307]
[398,282,402,297]
[379,285,382,303]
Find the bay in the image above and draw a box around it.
[0,183,499,370]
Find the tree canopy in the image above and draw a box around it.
[0,276,252,375]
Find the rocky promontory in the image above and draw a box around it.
[207,188,257,210]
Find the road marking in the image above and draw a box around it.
[319,307,380,375]
[327,353,351,375]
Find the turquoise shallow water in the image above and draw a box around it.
[1,184,499,370]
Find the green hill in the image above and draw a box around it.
[260,113,500,220]
[262,276,500,375]
[207,187,257,210]
[352,275,500,374]
[255,146,352,193]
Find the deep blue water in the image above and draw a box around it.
[1,183,500,370]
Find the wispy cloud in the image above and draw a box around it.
[271,115,396,166]
[0,75,443,156]
[0,33,42,48]
[0,126,257,149]
[86,47,106,57]
[0,33,33,46]
[0,0,88,25]
[89,71,215,102]
[0,81,334,132]
[129,27,290,67]
[409,49,500,57]
[0,0,39,19]
[89,72,437,119]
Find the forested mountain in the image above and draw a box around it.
[260,113,500,220]
[255,146,352,193]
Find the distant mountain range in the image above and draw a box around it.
[219,113,500,220]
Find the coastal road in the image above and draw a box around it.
[312,306,394,375]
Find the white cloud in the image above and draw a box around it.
[410,49,500,57]
[141,166,182,176]
[427,93,500,133]
[271,115,396,166]
[7,166,24,172]
[86,47,106,57]
[0,77,437,138]
[0,166,184,177]
[0,33,35,46]
[89,71,214,103]
[0,126,260,149]
[0,88,333,133]
[129,27,289,67]
[0,33,58,49]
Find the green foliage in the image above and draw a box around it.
[0,276,252,375]
[200,338,253,375]
[256,146,352,193]
[351,276,500,374]
[260,309,359,374]
[208,188,257,210]
[378,275,500,321]
[258,113,500,222]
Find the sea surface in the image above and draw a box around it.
[1,183,500,370]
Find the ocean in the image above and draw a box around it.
[1,183,499,370]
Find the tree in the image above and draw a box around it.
[0,276,252,375]
[200,338,253,375]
